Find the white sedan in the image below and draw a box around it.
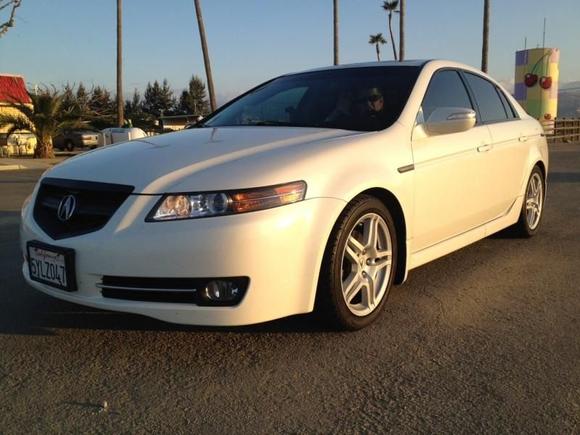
[20,60,548,330]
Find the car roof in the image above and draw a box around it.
[289,59,484,76]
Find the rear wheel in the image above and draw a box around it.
[65,140,74,151]
[317,195,397,330]
[511,166,545,237]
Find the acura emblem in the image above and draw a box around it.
[57,195,77,222]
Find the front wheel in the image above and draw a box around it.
[511,166,545,237]
[317,195,397,330]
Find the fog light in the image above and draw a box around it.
[203,280,240,302]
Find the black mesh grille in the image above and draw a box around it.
[33,177,134,240]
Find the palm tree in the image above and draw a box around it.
[333,0,339,65]
[399,0,405,61]
[193,0,217,112]
[382,0,399,61]
[369,33,387,62]
[0,89,82,158]
[481,0,490,72]
[116,0,124,126]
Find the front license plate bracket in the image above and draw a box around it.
[26,241,77,292]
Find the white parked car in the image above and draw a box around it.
[20,60,548,330]
[99,127,147,146]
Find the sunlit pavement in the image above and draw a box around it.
[0,143,578,433]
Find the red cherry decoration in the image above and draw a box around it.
[539,76,552,90]
[525,73,538,87]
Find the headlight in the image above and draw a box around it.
[146,180,306,221]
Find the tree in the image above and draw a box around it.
[0,89,83,158]
[124,89,143,122]
[75,82,91,119]
[369,33,387,62]
[399,0,405,61]
[116,0,124,126]
[481,0,490,72]
[61,83,76,113]
[0,0,21,37]
[333,0,339,65]
[193,0,217,112]
[178,75,209,115]
[89,86,114,117]
[143,79,175,117]
[381,0,399,61]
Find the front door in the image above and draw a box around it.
[411,69,492,251]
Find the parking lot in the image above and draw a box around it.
[0,144,579,433]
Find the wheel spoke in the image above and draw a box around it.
[343,273,364,303]
[374,256,392,269]
[344,244,359,265]
[363,275,376,308]
[347,235,365,256]
[363,216,379,249]
[526,198,535,210]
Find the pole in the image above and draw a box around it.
[194,0,217,112]
[481,0,490,73]
[399,0,405,61]
[116,0,124,127]
[542,17,546,47]
[333,0,339,65]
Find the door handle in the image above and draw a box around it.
[477,144,492,152]
[519,135,528,142]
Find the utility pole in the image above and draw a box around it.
[481,0,490,73]
[333,0,339,65]
[116,0,124,127]
[194,0,217,112]
[399,0,405,61]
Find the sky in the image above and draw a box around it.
[1,0,579,104]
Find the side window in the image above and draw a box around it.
[421,70,473,120]
[496,87,518,119]
[464,73,508,123]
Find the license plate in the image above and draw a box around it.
[27,241,77,292]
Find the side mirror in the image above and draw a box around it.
[425,107,477,136]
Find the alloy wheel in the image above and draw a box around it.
[525,172,543,230]
[340,212,393,316]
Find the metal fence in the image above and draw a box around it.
[542,118,580,143]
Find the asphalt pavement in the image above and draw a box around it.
[0,144,578,433]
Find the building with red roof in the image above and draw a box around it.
[0,74,31,105]
[0,74,35,152]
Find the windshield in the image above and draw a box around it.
[203,66,421,132]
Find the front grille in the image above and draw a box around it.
[33,177,134,240]
[99,276,249,305]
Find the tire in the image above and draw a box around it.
[65,140,74,151]
[511,166,545,238]
[316,195,397,330]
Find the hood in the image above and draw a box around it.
[45,127,360,194]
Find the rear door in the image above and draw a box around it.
[411,70,492,251]
[462,72,528,221]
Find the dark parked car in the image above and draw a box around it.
[53,130,100,151]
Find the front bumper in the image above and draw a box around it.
[20,193,345,326]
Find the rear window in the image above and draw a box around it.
[496,87,518,119]
[464,73,508,123]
